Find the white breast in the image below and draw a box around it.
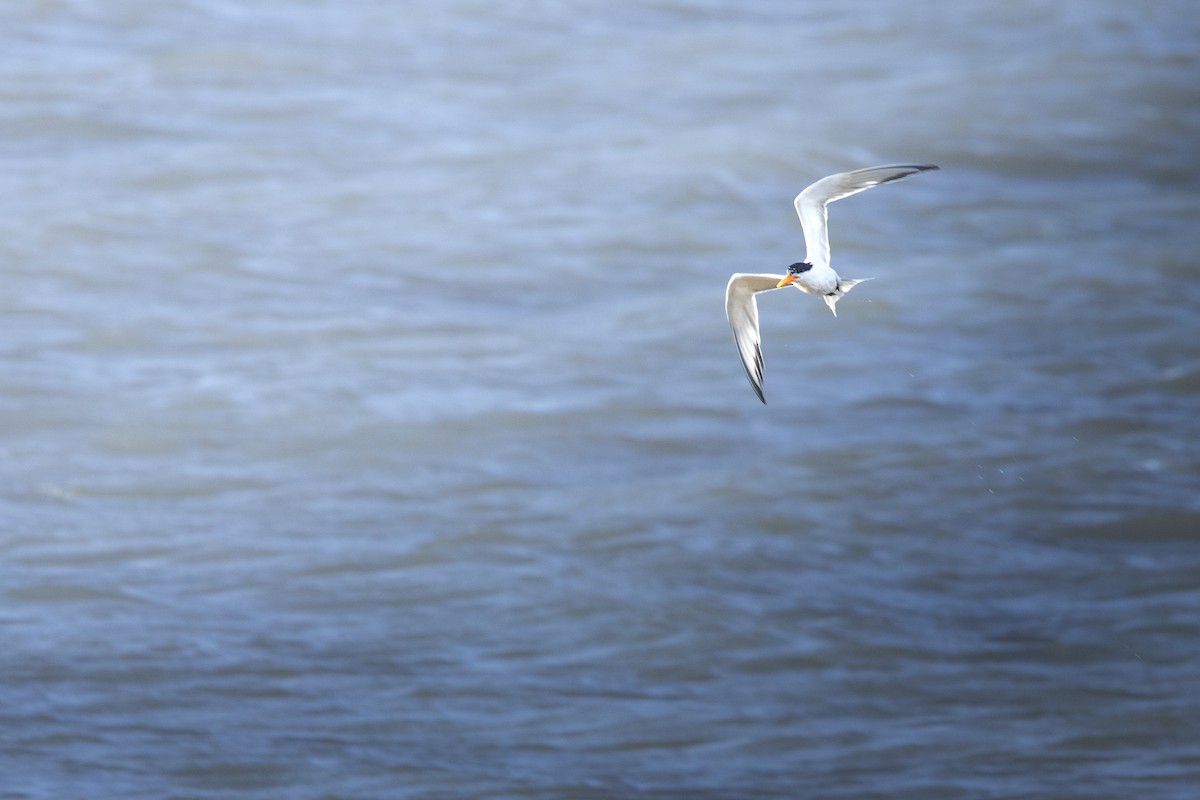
[792,264,839,296]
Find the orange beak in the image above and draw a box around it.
[776,274,797,288]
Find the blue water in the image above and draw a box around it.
[2,1,1199,797]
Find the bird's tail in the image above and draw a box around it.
[823,278,873,317]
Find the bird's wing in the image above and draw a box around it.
[725,273,784,404]
[794,164,938,269]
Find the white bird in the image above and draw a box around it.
[725,163,938,403]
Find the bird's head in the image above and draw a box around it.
[776,262,812,288]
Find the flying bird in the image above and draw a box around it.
[725,163,938,403]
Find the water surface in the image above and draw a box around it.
[2,1,1199,797]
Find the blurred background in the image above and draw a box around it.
[2,1,1198,797]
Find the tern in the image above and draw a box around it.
[725,163,938,403]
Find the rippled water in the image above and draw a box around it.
[3,1,1199,797]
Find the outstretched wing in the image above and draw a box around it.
[725,273,784,404]
[794,164,938,269]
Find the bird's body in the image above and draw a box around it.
[725,163,938,403]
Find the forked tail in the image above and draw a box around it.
[823,278,873,317]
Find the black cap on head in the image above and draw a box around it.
[787,262,813,275]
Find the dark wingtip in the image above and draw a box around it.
[873,164,939,186]
[749,376,766,405]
